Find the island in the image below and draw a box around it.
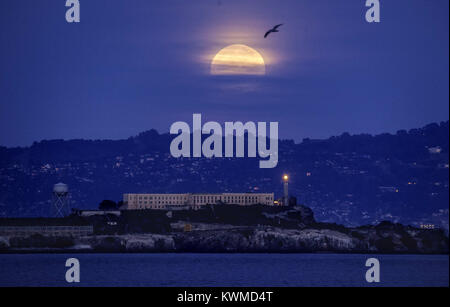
[0,204,448,254]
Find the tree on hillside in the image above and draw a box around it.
[99,200,118,211]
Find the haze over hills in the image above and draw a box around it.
[0,121,448,230]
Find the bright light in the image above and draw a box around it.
[211,44,266,75]
[283,175,289,181]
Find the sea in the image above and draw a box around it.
[0,253,448,287]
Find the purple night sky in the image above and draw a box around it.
[0,0,448,146]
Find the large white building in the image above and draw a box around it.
[123,193,275,210]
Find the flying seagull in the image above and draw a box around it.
[264,24,283,38]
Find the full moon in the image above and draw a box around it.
[211,44,266,76]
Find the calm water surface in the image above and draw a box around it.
[0,253,448,287]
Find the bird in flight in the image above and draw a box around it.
[264,24,283,38]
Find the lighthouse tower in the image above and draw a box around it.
[282,175,289,206]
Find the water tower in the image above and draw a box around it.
[52,183,70,217]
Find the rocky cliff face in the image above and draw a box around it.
[1,223,447,254]
[172,226,448,254]
[173,228,362,253]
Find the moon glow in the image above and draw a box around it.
[211,44,266,76]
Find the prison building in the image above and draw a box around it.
[123,193,275,210]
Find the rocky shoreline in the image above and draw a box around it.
[1,223,448,254]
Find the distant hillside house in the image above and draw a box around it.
[428,146,442,154]
[123,193,275,210]
[379,186,399,193]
